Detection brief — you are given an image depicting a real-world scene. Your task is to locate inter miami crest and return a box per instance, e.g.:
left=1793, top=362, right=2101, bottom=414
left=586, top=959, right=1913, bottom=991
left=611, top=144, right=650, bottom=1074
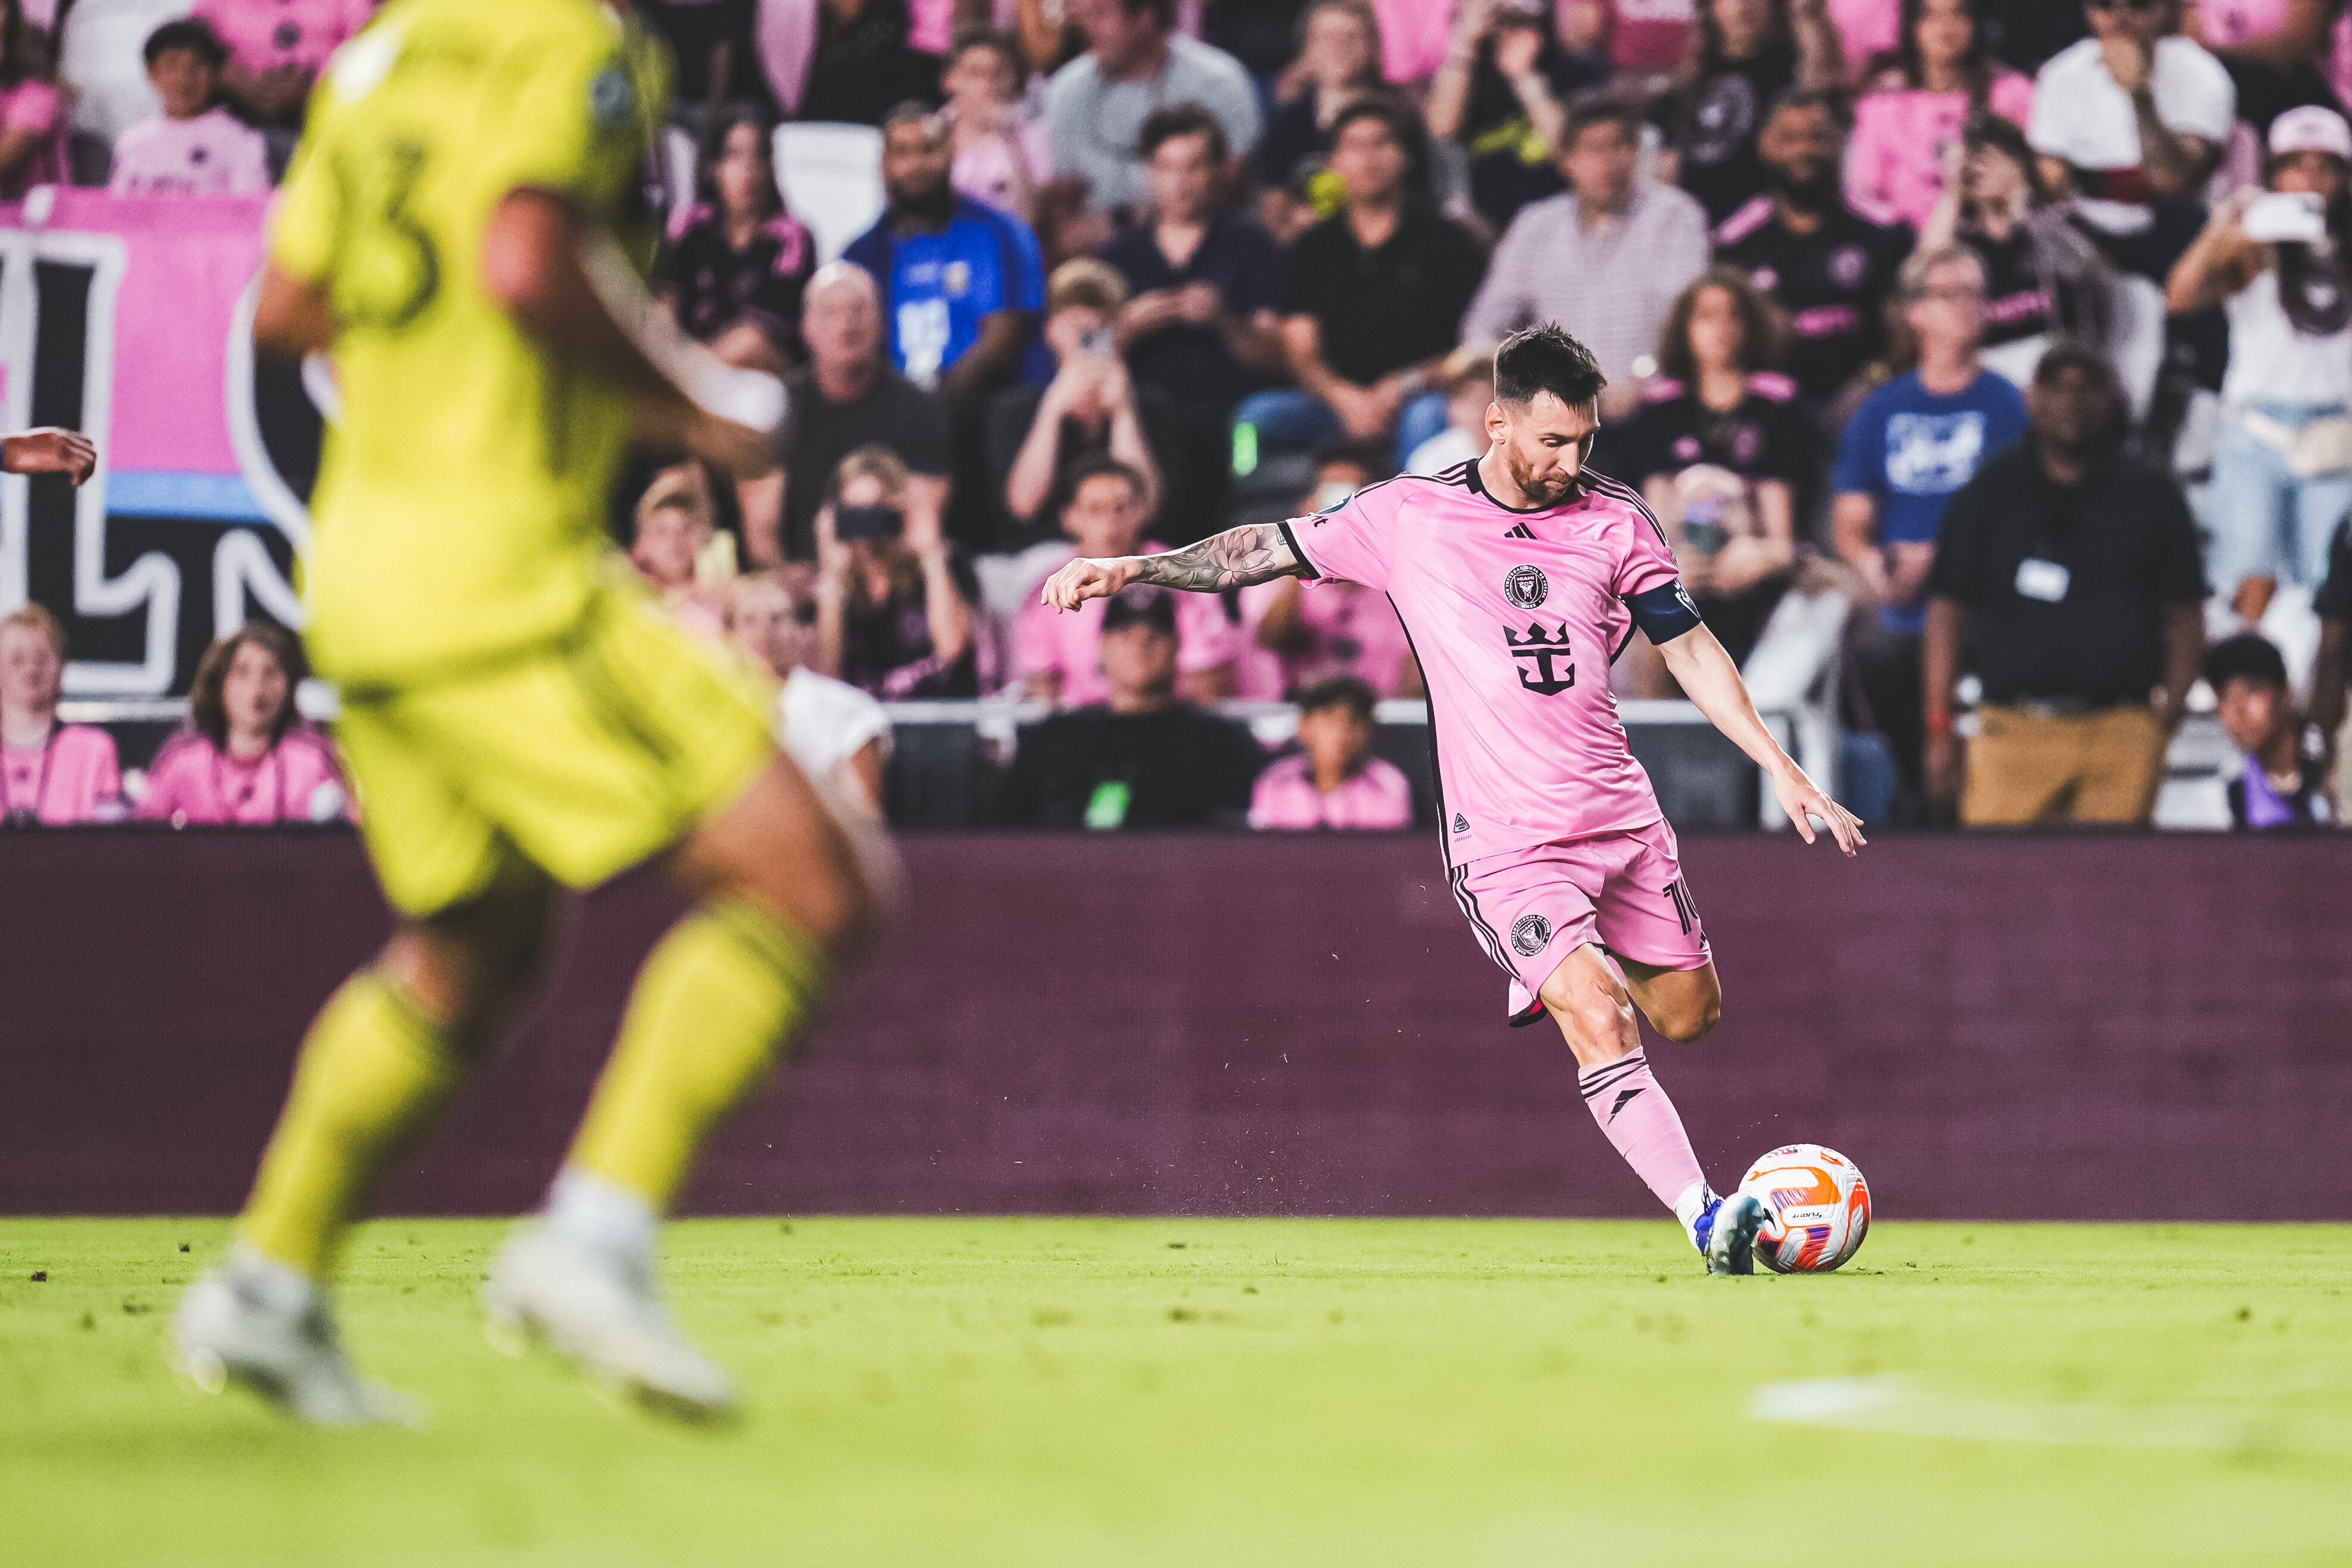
left=1511, top=914, right=1552, bottom=957
left=1505, top=622, right=1575, bottom=695
left=1503, top=564, right=1549, bottom=610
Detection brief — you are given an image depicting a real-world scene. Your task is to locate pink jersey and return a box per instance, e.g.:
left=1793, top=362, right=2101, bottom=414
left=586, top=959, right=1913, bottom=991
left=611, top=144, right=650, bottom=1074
left=1249, top=752, right=1414, bottom=831
left=1279, top=460, right=1690, bottom=864
left=138, top=728, right=350, bottom=826
left=1, top=724, right=122, bottom=824
left=108, top=110, right=274, bottom=197
left=0, top=79, right=64, bottom=199
left=1018, top=540, right=1238, bottom=706
left=1846, top=71, right=2035, bottom=229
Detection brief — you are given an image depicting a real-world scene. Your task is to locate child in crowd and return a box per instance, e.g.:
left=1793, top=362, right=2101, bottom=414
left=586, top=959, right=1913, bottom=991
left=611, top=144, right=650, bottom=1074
left=108, top=18, right=270, bottom=197
left=1249, top=675, right=1414, bottom=831
left=139, top=623, right=347, bottom=827
left=2205, top=632, right=2333, bottom=829
left=629, top=467, right=730, bottom=643
left=0, top=603, right=121, bottom=825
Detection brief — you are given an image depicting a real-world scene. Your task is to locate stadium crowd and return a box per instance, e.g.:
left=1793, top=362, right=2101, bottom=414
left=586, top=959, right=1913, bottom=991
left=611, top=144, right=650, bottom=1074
left=6, top=0, right=2352, bottom=833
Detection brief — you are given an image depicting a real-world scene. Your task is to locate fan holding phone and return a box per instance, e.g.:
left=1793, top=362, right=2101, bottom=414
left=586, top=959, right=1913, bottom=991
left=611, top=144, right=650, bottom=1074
left=812, top=446, right=978, bottom=700
left=2166, top=105, right=2352, bottom=626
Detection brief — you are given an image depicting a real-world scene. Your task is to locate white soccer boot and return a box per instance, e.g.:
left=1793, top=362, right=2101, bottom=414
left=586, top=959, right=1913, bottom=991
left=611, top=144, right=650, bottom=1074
left=483, top=1225, right=737, bottom=1420
left=174, top=1253, right=419, bottom=1427
left=1697, top=1191, right=1768, bottom=1277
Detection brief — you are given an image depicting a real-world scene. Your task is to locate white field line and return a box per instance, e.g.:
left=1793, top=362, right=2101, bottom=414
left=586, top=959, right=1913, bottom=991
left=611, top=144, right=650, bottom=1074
left=1750, top=1375, right=2352, bottom=1458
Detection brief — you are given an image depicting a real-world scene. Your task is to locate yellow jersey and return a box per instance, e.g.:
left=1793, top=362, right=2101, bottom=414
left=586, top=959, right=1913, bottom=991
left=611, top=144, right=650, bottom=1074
left=271, top=0, right=671, bottom=684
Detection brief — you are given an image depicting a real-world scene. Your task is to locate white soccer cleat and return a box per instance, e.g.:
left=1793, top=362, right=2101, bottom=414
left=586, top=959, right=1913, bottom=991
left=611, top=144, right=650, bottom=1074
left=483, top=1227, right=737, bottom=1420
left=173, top=1266, right=419, bottom=1427
left=1699, top=1191, right=1768, bottom=1277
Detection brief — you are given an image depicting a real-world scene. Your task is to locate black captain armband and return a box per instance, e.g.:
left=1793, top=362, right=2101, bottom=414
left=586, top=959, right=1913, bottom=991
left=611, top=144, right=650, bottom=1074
left=1626, top=580, right=1705, bottom=643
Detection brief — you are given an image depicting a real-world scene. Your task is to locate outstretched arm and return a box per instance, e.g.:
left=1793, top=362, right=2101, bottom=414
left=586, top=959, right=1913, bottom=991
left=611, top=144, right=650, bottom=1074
left=1038, top=522, right=1304, bottom=610
left=1657, top=624, right=1867, bottom=855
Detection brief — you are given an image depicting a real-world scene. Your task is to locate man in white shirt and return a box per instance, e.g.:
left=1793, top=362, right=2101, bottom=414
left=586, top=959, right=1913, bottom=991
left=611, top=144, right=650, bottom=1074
left=727, top=572, right=891, bottom=818
left=2028, top=0, right=2235, bottom=250
left=1045, top=0, right=1262, bottom=237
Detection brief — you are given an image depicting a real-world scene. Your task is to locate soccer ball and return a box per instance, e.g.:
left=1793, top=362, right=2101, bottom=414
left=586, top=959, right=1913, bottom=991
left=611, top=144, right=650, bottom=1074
left=1737, top=1144, right=1871, bottom=1273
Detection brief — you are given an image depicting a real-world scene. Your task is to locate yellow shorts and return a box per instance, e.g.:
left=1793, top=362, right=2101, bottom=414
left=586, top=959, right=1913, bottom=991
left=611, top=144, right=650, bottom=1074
left=332, top=587, right=777, bottom=919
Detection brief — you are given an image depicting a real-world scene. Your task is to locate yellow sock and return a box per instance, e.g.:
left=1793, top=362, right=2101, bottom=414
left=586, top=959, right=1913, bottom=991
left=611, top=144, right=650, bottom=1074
left=239, top=973, right=466, bottom=1277
left=566, top=897, right=827, bottom=1212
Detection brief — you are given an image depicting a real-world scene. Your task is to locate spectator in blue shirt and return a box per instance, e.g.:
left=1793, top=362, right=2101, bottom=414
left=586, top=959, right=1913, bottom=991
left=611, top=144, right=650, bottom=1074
left=844, top=103, right=1045, bottom=402
left=1832, top=244, right=2028, bottom=818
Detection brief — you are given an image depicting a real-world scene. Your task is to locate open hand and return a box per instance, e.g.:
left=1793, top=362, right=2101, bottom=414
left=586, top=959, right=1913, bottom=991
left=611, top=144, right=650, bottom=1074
left=1039, top=555, right=1140, bottom=611
left=1, top=427, right=98, bottom=485
left=1771, top=766, right=1867, bottom=855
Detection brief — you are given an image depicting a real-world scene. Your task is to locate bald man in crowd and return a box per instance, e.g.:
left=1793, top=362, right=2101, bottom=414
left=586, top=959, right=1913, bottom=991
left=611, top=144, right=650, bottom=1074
left=777, top=262, right=956, bottom=564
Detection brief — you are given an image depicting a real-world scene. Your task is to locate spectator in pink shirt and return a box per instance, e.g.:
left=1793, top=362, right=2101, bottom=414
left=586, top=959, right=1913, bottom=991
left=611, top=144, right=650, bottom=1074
left=1016, top=455, right=1235, bottom=706
left=0, top=604, right=123, bottom=827
left=944, top=26, right=1052, bottom=227
left=193, top=0, right=375, bottom=131
left=1846, top=0, right=2034, bottom=230
left=0, top=0, right=65, bottom=200
left=110, top=20, right=273, bottom=197
left=1249, top=675, right=1413, bottom=830
left=138, top=623, right=349, bottom=827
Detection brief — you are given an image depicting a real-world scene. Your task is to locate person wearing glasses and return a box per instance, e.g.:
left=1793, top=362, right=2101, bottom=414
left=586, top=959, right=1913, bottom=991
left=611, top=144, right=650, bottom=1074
left=2026, top=0, right=2233, bottom=272
left=1831, top=244, right=2028, bottom=820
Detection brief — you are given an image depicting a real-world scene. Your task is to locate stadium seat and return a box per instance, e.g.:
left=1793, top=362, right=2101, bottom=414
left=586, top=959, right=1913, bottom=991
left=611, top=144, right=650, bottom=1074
left=56, top=0, right=185, bottom=142
left=663, top=125, right=700, bottom=229
left=772, top=122, right=885, bottom=266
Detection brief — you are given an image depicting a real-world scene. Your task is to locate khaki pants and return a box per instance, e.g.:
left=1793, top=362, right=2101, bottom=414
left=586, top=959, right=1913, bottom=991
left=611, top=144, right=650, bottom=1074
left=1962, top=706, right=2169, bottom=827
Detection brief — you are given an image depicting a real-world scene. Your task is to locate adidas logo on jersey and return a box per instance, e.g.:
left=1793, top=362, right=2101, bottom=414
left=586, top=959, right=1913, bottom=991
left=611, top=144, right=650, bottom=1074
left=1502, top=522, right=1535, bottom=539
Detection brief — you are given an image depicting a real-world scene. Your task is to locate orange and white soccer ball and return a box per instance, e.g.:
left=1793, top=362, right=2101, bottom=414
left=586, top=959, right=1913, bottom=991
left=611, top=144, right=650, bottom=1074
left=1737, top=1144, right=1871, bottom=1272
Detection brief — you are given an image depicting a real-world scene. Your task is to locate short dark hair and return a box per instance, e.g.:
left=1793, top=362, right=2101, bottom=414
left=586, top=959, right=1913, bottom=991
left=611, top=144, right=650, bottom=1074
left=1328, top=92, right=1416, bottom=153
left=1561, top=92, right=1644, bottom=153
left=882, top=100, right=945, bottom=138
left=1493, top=323, right=1608, bottom=410
left=1295, top=674, right=1379, bottom=721
left=145, top=16, right=228, bottom=69
left=1116, top=0, right=1177, bottom=28
left=948, top=22, right=1023, bottom=77
left=1310, top=439, right=1392, bottom=483
left=1060, top=454, right=1147, bottom=510
left=2031, top=338, right=2115, bottom=391
left=1764, top=85, right=1851, bottom=131
left=2204, top=632, right=2290, bottom=693
left=188, top=622, right=306, bottom=751
left=1138, top=102, right=1228, bottom=166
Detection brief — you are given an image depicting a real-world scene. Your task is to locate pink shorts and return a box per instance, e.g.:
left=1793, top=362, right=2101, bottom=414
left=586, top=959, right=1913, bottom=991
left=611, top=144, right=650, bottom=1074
left=1448, top=819, right=1712, bottom=1027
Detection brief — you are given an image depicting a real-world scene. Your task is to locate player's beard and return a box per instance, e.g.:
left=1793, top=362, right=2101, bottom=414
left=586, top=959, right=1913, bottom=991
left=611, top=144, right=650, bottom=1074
left=1506, top=447, right=1577, bottom=507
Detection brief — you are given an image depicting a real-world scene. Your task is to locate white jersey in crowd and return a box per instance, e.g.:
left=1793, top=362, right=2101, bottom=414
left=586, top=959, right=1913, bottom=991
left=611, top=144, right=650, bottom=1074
left=2028, top=36, right=2236, bottom=235
left=777, top=669, right=892, bottom=814
left=2222, top=264, right=2352, bottom=408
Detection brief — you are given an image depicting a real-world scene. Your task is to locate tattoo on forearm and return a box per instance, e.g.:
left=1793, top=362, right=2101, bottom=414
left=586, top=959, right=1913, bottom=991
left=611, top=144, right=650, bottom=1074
left=1130, top=524, right=1301, bottom=592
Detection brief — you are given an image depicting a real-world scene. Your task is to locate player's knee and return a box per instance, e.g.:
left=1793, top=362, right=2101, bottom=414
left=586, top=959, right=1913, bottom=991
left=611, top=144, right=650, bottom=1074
left=1539, top=965, right=1635, bottom=1057
left=1651, top=981, right=1722, bottom=1042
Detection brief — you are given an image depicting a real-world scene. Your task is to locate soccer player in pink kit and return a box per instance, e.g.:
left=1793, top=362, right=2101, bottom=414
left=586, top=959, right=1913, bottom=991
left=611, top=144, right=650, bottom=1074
left=1043, top=324, right=1866, bottom=1274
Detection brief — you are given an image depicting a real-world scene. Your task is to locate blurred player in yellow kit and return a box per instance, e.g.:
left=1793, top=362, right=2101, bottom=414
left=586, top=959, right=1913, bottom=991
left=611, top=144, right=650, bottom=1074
left=173, top=0, right=875, bottom=1423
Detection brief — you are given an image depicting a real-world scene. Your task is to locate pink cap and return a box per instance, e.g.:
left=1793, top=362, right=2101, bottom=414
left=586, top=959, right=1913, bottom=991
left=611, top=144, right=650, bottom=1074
left=2269, top=105, right=2352, bottom=162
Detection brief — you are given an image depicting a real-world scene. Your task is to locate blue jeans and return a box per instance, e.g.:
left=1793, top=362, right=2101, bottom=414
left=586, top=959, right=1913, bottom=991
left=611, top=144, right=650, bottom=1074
left=1231, top=388, right=1453, bottom=476
left=2206, top=401, right=2352, bottom=595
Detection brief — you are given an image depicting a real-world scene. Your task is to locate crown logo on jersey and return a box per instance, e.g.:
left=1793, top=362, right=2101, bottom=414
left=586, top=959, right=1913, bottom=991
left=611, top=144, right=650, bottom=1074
left=1504, top=622, right=1575, bottom=696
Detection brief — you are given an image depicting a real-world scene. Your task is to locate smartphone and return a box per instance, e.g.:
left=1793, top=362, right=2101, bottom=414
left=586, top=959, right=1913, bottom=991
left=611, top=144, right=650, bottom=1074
left=1080, top=327, right=1116, bottom=356
left=834, top=504, right=905, bottom=542
left=2244, top=191, right=2328, bottom=244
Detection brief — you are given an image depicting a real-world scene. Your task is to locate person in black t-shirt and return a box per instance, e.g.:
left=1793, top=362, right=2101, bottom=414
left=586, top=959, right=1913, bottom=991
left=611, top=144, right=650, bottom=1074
left=1240, top=97, right=1487, bottom=468
left=656, top=111, right=818, bottom=374
left=1922, top=343, right=2207, bottom=825
left=1621, top=268, right=1815, bottom=692
left=780, top=265, right=955, bottom=564
left=997, top=584, right=1265, bottom=828
left=1253, top=0, right=1385, bottom=244
left=797, top=0, right=944, bottom=129
left=1665, top=0, right=1845, bottom=226
left=1425, top=0, right=1606, bottom=232
left=1714, top=88, right=1913, bottom=412
left=2313, top=517, right=2350, bottom=803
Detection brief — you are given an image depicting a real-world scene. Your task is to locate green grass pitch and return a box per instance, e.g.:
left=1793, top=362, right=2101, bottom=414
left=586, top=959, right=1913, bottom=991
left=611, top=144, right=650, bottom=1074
left=3, top=1216, right=2348, bottom=1566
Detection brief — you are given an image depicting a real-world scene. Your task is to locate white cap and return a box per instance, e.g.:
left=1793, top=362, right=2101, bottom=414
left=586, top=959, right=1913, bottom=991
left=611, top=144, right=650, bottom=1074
left=2269, top=105, right=2352, bottom=162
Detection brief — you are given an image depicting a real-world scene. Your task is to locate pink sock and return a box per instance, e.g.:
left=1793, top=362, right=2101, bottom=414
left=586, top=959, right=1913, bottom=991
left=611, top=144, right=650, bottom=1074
left=1579, top=1048, right=1707, bottom=1215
